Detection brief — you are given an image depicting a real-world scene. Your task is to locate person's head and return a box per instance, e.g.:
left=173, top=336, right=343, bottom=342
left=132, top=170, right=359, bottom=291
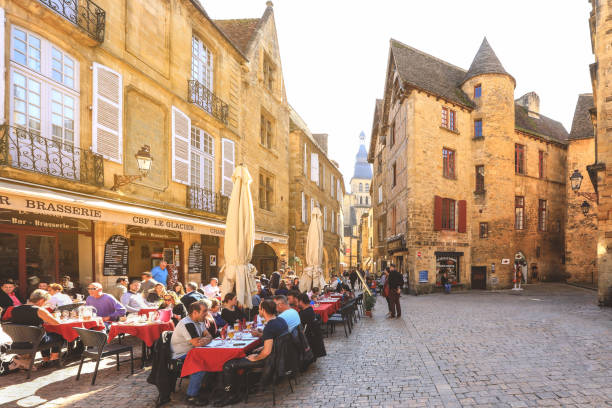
left=293, top=277, right=299, bottom=286
left=162, top=293, right=176, bottom=307
left=209, top=298, right=221, bottom=314
left=186, top=282, right=198, bottom=293
left=87, top=282, right=103, bottom=298
left=269, top=272, right=280, bottom=289
left=256, top=280, right=262, bottom=291
left=173, top=282, right=185, bottom=295
left=159, top=260, right=168, bottom=270
left=116, top=276, right=128, bottom=287
left=200, top=298, right=212, bottom=315
left=154, top=283, right=166, bottom=296
left=29, top=289, right=50, bottom=306
left=259, top=299, right=277, bottom=321
left=1, top=279, right=16, bottom=295
left=223, top=292, right=237, bottom=307
left=312, top=287, right=320, bottom=295
left=287, top=290, right=300, bottom=308
left=278, top=280, right=287, bottom=290
left=47, top=283, right=63, bottom=295
left=389, top=263, right=396, bottom=271
left=273, top=295, right=289, bottom=313
left=62, top=275, right=71, bottom=282
left=209, top=278, right=218, bottom=287
left=297, top=293, right=311, bottom=309
left=141, top=271, right=152, bottom=282
left=188, top=301, right=208, bottom=322
left=37, top=282, right=49, bottom=291
left=384, top=267, right=390, bottom=275
left=128, top=279, right=141, bottom=293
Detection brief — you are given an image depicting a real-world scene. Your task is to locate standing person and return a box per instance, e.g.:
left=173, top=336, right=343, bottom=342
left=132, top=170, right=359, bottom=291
left=151, top=260, right=168, bottom=288
left=349, top=270, right=358, bottom=291
left=268, top=271, right=281, bottom=295
left=275, top=280, right=289, bottom=296
left=46, top=284, right=72, bottom=309
left=381, top=268, right=391, bottom=317
left=387, top=264, right=403, bottom=318
left=1, top=279, right=23, bottom=317
left=441, top=272, right=451, bottom=294
left=139, top=272, right=158, bottom=295
left=85, top=282, right=126, bottom=323
left=201, top=278, right=221, bottom=299
left=111, top=276, right=128, bottom=301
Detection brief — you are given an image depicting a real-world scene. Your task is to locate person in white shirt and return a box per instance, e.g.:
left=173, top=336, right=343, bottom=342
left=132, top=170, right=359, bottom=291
left=47, top=283, right=73, bottom=309
left=120, top=279, right=153, bottom=313
left=201, top=278, right=220, bottom=299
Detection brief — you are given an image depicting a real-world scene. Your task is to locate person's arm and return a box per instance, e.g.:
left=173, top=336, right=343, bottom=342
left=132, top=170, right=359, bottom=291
left=122, top=295, right=141, bottom=313
left=247, top=338, right=273, bottom=361
left=110, top=297, right=127, bottom=319
left=38, top=307, right=61, bottom=325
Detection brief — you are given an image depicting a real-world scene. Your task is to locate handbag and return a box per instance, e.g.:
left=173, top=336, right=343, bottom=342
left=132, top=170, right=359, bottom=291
left=383, top=281, right=389, bottom=297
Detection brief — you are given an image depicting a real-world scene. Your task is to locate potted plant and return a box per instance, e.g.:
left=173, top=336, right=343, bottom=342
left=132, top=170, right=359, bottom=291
left=364, top=293, right=375, bottom=317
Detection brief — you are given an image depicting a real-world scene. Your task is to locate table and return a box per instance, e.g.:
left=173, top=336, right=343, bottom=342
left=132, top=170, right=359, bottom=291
left=108, top=321, right=174, bottom=347
left=137, top=308, right=158, bottom=316
left=181, top=336, right=261, bottom=376
left=313, top=303, right=335, bottom=323
left=44, top=319, right=105, bottom=342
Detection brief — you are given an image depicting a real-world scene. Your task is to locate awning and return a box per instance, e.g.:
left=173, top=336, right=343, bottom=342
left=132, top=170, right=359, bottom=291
left=0, top=180, right=287, bottom=243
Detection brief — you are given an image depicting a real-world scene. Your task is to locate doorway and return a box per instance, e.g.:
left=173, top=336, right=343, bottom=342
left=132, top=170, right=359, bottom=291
left=471, top=266, right=487, bottom=289
left=252, top=243, right=277, bottom=277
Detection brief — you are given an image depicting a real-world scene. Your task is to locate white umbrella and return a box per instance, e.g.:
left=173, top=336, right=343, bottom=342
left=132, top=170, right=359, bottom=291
left=300, top=207, right=325, bottom=291
left=220, top=165, right=257, bottom=308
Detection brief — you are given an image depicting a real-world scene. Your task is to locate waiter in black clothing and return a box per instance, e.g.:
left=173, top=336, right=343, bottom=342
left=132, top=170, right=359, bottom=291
left=387, top=264, right=403, bottom=318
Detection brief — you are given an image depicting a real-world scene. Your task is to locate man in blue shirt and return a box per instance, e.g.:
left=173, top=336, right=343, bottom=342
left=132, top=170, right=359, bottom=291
left=151, top=260, right=168, bottom=287
left=273, top=295, right=301, bottom=332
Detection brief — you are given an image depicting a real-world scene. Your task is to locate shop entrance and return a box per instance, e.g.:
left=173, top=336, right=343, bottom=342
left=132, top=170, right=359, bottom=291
left=435, top=251, right=463, bottom=284
left=252, top=243, right=277, bottom=277
left=471, top=266, right=487, bottom=289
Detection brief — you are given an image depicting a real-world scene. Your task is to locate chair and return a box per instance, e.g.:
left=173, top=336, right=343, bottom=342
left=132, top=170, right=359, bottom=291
left=326, top=306, right=352, bottom=337
left=74, top=327, right=133, bottom=385
left=355, top=294, right=364, bottom=318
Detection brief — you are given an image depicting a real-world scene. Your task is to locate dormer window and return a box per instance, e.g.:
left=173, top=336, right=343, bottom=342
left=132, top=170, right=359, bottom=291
left=263, top=54, right=275, bottom=92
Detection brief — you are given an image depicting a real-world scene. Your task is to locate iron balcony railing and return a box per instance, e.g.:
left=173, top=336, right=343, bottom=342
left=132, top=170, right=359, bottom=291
left=37, top=0, right=106, bottom=43
left=188, top=80, right=229, bottom=125
left=0, top=125, right=104, bottom=187
left=187, top=184, right=229, bottom=217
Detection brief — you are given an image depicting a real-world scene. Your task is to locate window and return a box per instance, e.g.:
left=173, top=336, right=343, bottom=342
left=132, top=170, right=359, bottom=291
left=389, top=121, right=395, bottom=146
left=259, top=173, right=274, bottom=211
left=323, top=207, right=327, bottom=231
left=320, top=165, right=325, bottom=191
left=260, top=115, right=273, bottom=148
left=474, top=84, right=481, bottom=98
left=479, top=222, right=488, bottom=238
left=377, top=216, right=386, bottom=241
left=474, top=119, right=483, bottom=138
left=391, top=206, right=397, bottom=235
left=263, top=55, right=275, bottom=91
left=359, top=196, right=363, bottom=205
left=365, top=196, right=369, bottom=205
left=303, top=143, right=307, bottom=175
left=311, top=153, right=319, bottom=184
left=538, top=199, right=547, bottom=231
left=301, top=192, right=306, bottom=223
left=450, top=110, right=456, bottom=131
left=192, top=36, right=213, bottom=90
left=515, top=144, right=525, bottom=174
left=359, top=183, right=363, bottom=192
left=475, top=165, right=485, bottom=193
left=365, top=183, right=369, bottom=192
left=441, top=198, right=456, bottom=230
left=331, top=210, right=335, bottom=233
left=337, top=179, right=341, bottom=202
left=392, top=162, right=397, bottom=187
left=377, top=152, right=382, bottom=174
left=378, top=186, right=382, bottom=203
left=538, top=150, right=545, bottom=179
left=441, top=107, right=448, bottom=128
left=190, top=127, right=214, bottom=191
left=443, top=148, right=456, bottom=179
left=515, top=196, right=524, bottom=230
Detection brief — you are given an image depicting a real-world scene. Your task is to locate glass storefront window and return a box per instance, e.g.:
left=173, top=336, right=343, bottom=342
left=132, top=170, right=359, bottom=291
left=436, top=255, right=460, bottom=284
left=0, top=233, right=19, bottom=284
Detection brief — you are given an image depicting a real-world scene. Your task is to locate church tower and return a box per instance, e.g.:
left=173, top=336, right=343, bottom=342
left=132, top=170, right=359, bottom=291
left=343, top=131, right=373, bottom=229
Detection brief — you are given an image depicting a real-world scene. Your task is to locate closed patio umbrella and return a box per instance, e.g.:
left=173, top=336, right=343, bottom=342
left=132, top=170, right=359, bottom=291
left=300, top=206, right=325, bottom=292
left=220, top=165, right=257, bottom=308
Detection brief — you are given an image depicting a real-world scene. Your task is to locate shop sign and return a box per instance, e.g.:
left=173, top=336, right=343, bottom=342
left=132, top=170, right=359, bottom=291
left=387, top=236, right=406, bottom=254
left=0, top=209, right=91, bottom=232
left=501, top=258, right=510, bottom=264
left=255, top=233, right=288, bottom=244
left=127, top=225, right=181, bottom=240
left=103, top=235, right=129, bottom=276
left=188, top=243, right=203, bottom=276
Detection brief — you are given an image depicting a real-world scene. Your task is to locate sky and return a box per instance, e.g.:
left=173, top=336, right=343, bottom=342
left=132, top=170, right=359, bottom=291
left=203, top=0, right=594, bottom=187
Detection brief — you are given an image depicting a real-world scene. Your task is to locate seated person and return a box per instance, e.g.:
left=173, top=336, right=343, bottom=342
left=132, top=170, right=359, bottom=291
left=181, top=282, right=205, bottom=310
left=297, top=293, right=317, bottom=327
left=201, top=278, right=221, bottom=299
left=220, top=293, right=244, bottom=325
left=286, top=290, right=300, bottom=309
left=209, top=299, right=226, bottom=329
left=170, top=301, right=212, bottom=406
left=159, top=293, right=187, bottom=326
left=46, top=283, right=72, bottom=309
left=9, top=289, right=62, bottom=367
left=1, top=279, right=23, bottom=318
left=85, top=282, right=126, bottom=323
left=297, top=292, right=326, bottom=359
left=273, top=295, right=301, bottom=332
left=120, top=279, right=152, bottom=313
left=146, top=283, right=168, bottom=305
left=274, top=280, right=289, bottom=296
left=201, top=299, right=218, bottom=338
left=214, top=300, right=287, bottom=406
left=138, top=272, right=158, bottom=296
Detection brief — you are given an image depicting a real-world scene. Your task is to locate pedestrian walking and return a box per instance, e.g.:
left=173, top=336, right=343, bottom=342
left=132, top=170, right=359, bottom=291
left=387, top=264, right=403, bottom=318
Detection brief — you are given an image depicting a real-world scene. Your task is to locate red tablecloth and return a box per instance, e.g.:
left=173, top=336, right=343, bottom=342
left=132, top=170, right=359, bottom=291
left=138, top=308, right=158, bottom=316
left=44, top=320, right=105, bottom=342
left=107, top=321, right=174, bottom=347
left=181, top=338, right=261, bottom=376
left=313, top=303, right=335, bottom=323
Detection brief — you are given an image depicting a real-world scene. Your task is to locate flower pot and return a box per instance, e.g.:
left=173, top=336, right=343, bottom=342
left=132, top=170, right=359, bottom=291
left=365, top=310, right=372, bottom=317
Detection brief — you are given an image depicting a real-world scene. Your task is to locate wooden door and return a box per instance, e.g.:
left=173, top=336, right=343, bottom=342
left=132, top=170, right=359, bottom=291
left=471, top=266, right=487, bottom=290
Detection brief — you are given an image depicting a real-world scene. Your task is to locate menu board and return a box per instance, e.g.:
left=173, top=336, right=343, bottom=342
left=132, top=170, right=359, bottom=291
left=103, top=235, right=129, bottom=276
left=188, top=242, right=203, bottom=276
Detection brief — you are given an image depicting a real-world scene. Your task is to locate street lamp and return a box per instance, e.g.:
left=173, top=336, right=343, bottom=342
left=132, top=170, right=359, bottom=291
left=112, top=145, right=153, bottom=191
left=569, top=169, right=583, bottom=192
left=581, top=200, right=591, bottom=216
left=569, top=169, right=597, bottom=203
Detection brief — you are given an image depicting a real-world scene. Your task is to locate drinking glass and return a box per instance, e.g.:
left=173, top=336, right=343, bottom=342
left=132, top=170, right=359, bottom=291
left=228, top=330, right=235, bottom=342
left=233, top=323, right=239, bottom=332
left=61, top=310, right=69, bottom=320
left=53, top=311, right=61, bottom=321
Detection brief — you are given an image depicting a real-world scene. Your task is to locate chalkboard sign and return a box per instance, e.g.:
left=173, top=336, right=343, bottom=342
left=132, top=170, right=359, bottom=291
left=188, top=242, right=203, bottom=276
left=419, top=270, right=428, bottom=283
left=103, top=235, right=129, bottom=276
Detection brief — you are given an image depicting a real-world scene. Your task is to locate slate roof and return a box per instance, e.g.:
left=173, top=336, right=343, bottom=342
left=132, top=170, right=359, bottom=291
left=390, top=39, right=474, bottom=108
left=515, top=104, right=569, bottom=143
left=569, top=94, right=595, bottom=140
left=213, top=18, right=260, bottom=55
left=353, top=134, right=372, bottom=180
left=463, top=38, right=513, bottom=84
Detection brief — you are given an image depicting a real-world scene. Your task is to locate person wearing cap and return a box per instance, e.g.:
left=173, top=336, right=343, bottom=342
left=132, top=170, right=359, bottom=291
left=85, top=282, right=126, bottom=322
left=139, top=271, right=158, bottom=296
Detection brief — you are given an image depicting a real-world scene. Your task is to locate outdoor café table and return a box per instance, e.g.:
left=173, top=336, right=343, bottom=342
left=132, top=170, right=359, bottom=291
left=43, top=319, right=105, bottom=342
left=313, top=303, right=335, bottom=323
left=181, top=335, right=261, bottom=376
left=108, top=321, right=174, bottom=367
left=137, top=308, right=158, bottom=316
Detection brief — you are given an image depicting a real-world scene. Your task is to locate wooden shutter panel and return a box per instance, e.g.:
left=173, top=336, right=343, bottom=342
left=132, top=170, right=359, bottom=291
left=434, top=195, right=442, bottom=231
left=221, top=138, right=235, bottom=196
left=92, top=63, right=122, bottom=163
left=171, top=106, right=191, bottom=185
left=458, top=200, right=467, bottom=233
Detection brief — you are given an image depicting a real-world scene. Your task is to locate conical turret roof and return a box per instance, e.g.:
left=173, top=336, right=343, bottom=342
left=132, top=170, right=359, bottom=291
left=353, top=131, right=372, bottom=179
left=462, top=38, right=512, bottom=84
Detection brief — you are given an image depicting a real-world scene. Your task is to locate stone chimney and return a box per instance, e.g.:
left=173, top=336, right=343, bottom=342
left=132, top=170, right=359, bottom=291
left=313, top=133, right=328, bottom=155
left=516, top=92, right=540, bottom=116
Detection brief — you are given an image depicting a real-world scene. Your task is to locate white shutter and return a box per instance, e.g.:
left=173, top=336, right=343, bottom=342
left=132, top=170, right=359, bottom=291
left=323, top=207, right=327, bottom=231
left=331, top=210, right=335, bottom=232
left=222, top=138, right=235, bottom=196
left=171, top=106, right=191, bottom=185
left=310, top=153, right=319, bottom=184
left=378, top=185, right=383, bottom=203
left=337, top=180, right=341, bottom=202
left=301, top=192, right=306, bottom=223
left=310, top=198, right=314, bottom=219
left=92, top=62, right=122, bottom=163
left=0, top=8, right=4, bottom=124
left=303, top=143, right=307, bottom=175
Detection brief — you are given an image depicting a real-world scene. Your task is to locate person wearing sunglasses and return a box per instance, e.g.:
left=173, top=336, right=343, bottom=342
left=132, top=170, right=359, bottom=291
left=85, top=282, right=126, bottom=323
left=159, top=294, right=186, bottom=326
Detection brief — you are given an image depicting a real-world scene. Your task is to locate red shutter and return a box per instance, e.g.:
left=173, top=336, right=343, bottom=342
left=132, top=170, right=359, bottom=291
left=434, top=196, right=442, bottom=231
left=458, top=200, right=467, bottom=233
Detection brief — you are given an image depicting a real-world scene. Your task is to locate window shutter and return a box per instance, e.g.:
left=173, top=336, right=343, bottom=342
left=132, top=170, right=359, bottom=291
left=301, top=192, right=306, bottom=223
left=310, top=153, right=319, bottom=184
left=303, top=143, right=307, bottom=175
left=92, top=62, right=122, bottom=163
left=458, top=200, right=467, bottom=233
left=434, top=195, right=443, bottom=231
left=0, top=8, right=4, bottom=124
left=171, top=106, right=191, bottom=185
left=221, top=138, right=235, bottom=196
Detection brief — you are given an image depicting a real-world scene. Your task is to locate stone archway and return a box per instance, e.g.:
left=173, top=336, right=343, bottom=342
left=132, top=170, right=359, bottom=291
left=252, top=243, right=277, bottom=277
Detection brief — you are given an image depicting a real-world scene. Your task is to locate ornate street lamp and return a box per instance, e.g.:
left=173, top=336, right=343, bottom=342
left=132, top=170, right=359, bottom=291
left=581, top=200, right=591, bottom=216
left=569, top=169, right=583, bottom=192
left=111, top=145, right=153, bottom=191
left=569, top=169, right=597, bottom=205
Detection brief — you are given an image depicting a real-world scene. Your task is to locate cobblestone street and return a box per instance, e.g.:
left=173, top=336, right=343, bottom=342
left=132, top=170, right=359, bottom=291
left=2, top=283, right=612, bottom=408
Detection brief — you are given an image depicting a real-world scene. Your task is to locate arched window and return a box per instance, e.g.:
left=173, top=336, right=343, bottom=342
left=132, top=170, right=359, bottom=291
left=365, top=183, right=370, bottom=192
left=360, top=196, right=363, bottom=205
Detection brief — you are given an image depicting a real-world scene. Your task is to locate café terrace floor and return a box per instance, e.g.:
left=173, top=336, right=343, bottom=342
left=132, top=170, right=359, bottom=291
left=1, top=283, right=612, bottom=408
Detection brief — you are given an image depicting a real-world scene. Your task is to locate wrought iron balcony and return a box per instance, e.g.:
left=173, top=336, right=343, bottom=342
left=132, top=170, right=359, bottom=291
left=187, top=185, right=229, bottom=216
left=0, top=125, right=104, bottom=187
left=37, top=0, right=106, bottom=43
left=188, top=80, right=229, bottom=125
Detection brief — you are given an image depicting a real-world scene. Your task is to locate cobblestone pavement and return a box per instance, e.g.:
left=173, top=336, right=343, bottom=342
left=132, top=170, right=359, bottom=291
left=1, top=283, right=612, bottom=407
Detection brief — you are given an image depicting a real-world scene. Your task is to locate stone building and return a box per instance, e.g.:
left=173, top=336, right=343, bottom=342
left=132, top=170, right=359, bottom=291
left=359, top=208, right=374, bottom=273
left=587, top=1, right=612, bottom=306
left=369, top=38, right=569, bottom=293
left=287, top=107, right=344, bottom=279
left=0, top=0, right=295, bottom=296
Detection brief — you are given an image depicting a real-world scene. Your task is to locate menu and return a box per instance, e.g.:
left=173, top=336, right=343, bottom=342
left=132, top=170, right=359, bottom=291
left=188, top=242, right=203, bottom=276
left=103, top=235, right=129, bottom=276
